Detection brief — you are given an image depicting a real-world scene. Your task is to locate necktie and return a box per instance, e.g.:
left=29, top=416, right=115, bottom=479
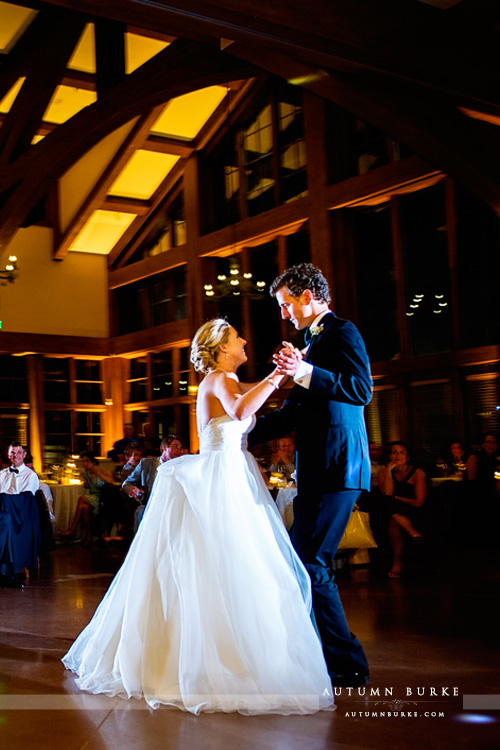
left=9, top=467, right=19, bottom=474
left=304, top=327, right=312, bottom=345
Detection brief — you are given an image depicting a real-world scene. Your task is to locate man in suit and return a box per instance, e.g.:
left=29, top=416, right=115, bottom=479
left=251, top=262, right=372, bottom=686
left=122, top=434, right=183, bottom=533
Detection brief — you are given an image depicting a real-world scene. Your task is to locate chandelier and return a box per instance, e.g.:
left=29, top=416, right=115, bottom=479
left=0, top=255, right=19, bottom=284
left=203, top=257, right=266, bottom=300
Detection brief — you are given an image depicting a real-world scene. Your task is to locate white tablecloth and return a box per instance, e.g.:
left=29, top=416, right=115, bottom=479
left=276, top=487, right=296, bottom=530
left=50, top=483, right=85, bottom=534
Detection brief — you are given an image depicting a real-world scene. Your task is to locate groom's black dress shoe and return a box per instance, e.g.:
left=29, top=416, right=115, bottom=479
left=330, top=672, right=369, bottom=688
left=0, top=575, right=25, bottom=589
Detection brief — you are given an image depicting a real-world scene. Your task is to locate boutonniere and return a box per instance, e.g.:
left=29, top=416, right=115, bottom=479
left=310, top=324, right=324, bottom=336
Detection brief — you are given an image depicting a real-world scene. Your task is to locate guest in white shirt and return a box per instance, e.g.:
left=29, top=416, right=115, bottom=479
left=0, top=443, right=40, bottom=589
left=0, top=443, right=40, bottom=495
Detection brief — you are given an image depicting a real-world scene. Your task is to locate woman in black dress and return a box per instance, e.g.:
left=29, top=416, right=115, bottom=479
left=378, top=441, right=427, bottom=578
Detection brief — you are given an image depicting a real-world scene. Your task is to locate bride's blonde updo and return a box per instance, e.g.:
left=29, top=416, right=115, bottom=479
left=190, top=318, right=231, bottom=374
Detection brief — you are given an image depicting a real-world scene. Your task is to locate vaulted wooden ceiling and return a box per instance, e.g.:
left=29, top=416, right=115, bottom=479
left=1, top=0, right=500, bottom=269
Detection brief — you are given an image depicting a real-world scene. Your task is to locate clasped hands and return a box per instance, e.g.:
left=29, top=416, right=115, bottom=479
left=273, top=341, right=303, bottom=377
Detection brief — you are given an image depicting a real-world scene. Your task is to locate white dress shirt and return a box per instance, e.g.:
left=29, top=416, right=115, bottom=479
left=38, top=480, right=56, bottom=522
left=293, top=310, right=331, bottom=389
left=0, top=463, right=40, bottom=495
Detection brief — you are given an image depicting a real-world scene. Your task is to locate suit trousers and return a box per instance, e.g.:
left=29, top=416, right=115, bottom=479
left=292, top=488, right=369, bottom=679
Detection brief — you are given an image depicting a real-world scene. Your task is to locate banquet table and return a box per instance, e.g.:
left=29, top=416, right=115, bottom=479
left=48, top=483, right=85, bottom=535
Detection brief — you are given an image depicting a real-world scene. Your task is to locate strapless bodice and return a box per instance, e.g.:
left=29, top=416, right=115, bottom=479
left=199, top=415, right=256, bottom=453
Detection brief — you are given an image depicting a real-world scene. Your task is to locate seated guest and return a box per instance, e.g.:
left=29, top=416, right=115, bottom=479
left=378, top=441, right=427, bottom=579
left=447, top=438, right=474, bottom=478
left=467, top=432, right=498, bottom=486
left=60, top=452, right=115, bottom=546
left=108, top=423, right=139, bottom=462
left=0, top=443, right=40, bottom=495
left=0, top=443, right=41, bottom=588
left=123, top=435, right=183, bottom=533
left=269, top=435, right=296, bottom=482
left=119, top=444, right=144, bottom=482
left=105, top=444, right=144, bottom=544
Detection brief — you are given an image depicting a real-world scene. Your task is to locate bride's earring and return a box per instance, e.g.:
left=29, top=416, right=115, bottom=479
left=225, top=353, right=229, bottom=359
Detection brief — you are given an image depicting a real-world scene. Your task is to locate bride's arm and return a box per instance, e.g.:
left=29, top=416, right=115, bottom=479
left=238, top=377, right=290, bottom=394
left=213, top=369, right=286, bottom=420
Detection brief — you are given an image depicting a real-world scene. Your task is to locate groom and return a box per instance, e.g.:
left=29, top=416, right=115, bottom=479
left=251, top=262, right=372, bottom=687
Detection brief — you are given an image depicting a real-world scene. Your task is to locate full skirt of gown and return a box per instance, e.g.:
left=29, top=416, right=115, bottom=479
left=62, top=415, right=334, bottom=715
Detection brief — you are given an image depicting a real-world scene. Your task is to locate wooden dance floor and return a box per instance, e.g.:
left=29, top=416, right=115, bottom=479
left=0, top=542, right=498, bottom=750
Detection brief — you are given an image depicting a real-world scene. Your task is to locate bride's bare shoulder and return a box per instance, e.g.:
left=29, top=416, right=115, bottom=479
left=201, top=370, right=239, bottom=390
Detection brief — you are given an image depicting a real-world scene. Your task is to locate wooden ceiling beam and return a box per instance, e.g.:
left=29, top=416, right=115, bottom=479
left=142, top=135, right=194, bottom=157
left=103, top=196, right=150, bottom=215
left=0, top=8, right=86, bottom=166
left=40, top=0, right=500, bottom=111
left=0, top=37, right=256, bottom=260
left=53, top=106, right=165, bottom=260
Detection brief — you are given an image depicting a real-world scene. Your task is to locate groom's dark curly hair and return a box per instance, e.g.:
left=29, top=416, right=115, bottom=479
left=269, top=262, right=331, bottom=305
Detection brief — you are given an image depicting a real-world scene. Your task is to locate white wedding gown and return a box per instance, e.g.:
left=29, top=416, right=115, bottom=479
left=62, top=415, right=334, bottom=715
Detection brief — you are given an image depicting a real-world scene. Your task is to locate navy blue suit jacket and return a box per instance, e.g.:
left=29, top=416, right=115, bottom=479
left=251, top=312, right=372, bottom=494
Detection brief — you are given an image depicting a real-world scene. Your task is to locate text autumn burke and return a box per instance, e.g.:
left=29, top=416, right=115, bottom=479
left=333, top=687, right=460, bottom=697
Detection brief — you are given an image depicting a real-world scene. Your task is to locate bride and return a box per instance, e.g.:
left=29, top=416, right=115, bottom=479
left=62, top=318, right=333, bottom=715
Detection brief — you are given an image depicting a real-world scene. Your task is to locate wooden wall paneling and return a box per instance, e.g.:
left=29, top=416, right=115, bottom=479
left=110, top=319, right=191, bottom=358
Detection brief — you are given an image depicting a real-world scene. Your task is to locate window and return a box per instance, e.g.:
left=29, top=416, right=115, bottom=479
left=0, top=408, right=29, bottom=448
left=199, top=83, right=307, bottom=232
left=114, top=268, right=188, bottom=335
left=278, top=98, right=307, bottom=203
left=44, top=410, right=72, bottom=464
left=244, top=103, right=275, bottom=216
left=455, top=185, right=500, bottom=348
left=152, top=351, right=174, bottom=400
left=43, top=358, right=71, bottom=403
left=179, top=348, right=190, bottom=396
left=351, top=204, right=399, bottom=362
left=75, top=411, right=102, bottom=455
left=365, top=387, right=401, bottom=449
left=124, top=190, right=185, bottom=265
left=410, top=380, right=455, bottom=472
left=248, top=242, right=280, bottom=378
left=75, top=360, right=102, bottom=404
left=286, top=227, right=310, bottom=268
left=399, top=184, right=453, bottom=356
left=465, top=374, right=500, bottom=444
left=128, top=356, right=148, bottom=403
left=0, top=355, right=28, bottom=403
